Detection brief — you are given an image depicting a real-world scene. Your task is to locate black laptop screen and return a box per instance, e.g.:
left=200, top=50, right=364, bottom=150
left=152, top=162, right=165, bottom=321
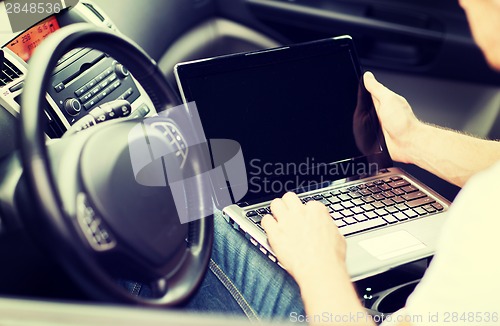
left=177, top=37, right=389, bottom=204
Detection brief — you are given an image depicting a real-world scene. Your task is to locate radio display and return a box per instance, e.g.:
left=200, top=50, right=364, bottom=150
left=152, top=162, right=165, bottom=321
left=6, top=16, right=60, bottom=62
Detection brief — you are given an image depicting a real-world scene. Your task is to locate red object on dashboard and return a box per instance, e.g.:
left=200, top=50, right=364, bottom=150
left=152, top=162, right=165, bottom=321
left=6, top=16, right=60, bottom=62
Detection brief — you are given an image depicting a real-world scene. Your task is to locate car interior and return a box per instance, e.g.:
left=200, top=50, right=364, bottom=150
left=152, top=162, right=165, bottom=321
left=0, top=0, right=499, bottom=324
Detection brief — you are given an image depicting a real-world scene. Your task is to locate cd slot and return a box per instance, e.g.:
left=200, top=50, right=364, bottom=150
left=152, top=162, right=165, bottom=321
left=50, top=50, right=106, bottom=92
left=52, top=48, right=93, bottom=75
left=62, top=53, right=106, bottom=86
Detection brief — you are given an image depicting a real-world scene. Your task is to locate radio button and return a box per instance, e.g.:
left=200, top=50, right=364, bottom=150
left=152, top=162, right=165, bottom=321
left=54, top=82, right=65, bottom=93
left=114, top=63, right=129, bottom=79
left=107, top=73, right=118, bottom=83
left=84, top=100, right=96, bottom=111
left=99, top=79, right=109, bottom=89
left=107, top=85, right=116, bottom=93
left=86, top=78, right=97, bottom=89
left=75, top=86, right=88, bottom=97
left=84, top=95, right=102, bottom=111
left=117, top=88, right=132, bottom=100
left=95, top=73, right=105, bottom=83
left=90, top=86, right=100, bottom=96
left=95, top=68, right=112, bottom=83
left=124, top=88, right=133, bottom=99
left=100, top=89, right=109, bottom=98
left=80, top=92, right=93, bottom=103
left=64, top=98, right=82, bottom=116
left=104, top=87, right=113, bottom=97
left=103, top=67, right=113, bottom=76
left=111, top=80, right=121, bottom=90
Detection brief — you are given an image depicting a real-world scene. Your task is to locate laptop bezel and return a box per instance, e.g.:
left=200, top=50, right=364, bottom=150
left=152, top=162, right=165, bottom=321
left=174, top=35, right=394, bottom=205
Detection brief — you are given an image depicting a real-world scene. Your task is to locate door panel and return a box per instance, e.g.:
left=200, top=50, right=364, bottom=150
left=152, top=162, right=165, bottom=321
left=219, top=0, right=500, bottom=85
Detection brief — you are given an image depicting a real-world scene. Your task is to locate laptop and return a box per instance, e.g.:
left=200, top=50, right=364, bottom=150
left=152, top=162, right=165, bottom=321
left=174, top=36, right=450, bottom=281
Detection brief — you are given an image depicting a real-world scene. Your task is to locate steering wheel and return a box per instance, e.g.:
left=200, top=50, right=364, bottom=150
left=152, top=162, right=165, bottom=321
left=18, top=23, right=213, bottom=306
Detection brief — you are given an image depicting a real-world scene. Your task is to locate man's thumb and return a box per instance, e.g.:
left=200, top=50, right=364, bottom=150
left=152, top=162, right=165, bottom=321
left=364, top=71, right=390, bottom=101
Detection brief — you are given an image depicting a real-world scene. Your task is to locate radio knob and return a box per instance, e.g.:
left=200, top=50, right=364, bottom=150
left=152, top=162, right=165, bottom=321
left=64, top=98, right=82, bottom=116
left=114, top=63, right=129, bottom=79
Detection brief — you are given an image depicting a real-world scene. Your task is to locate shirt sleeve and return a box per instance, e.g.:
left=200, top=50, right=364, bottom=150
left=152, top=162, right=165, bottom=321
left=401, top=161, right=500, bottom=325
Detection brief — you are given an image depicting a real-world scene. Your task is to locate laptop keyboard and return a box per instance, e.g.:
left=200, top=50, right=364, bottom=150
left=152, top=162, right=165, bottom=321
left=245, top=176, right=445, bottom=237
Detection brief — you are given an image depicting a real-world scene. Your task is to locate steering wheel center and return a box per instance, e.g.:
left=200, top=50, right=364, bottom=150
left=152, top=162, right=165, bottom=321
left=79, top=122, right=188, bottom=266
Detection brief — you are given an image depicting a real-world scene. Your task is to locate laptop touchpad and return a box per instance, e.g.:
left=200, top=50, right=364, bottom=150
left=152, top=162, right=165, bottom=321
left=359, top=231, right=426, bottom=261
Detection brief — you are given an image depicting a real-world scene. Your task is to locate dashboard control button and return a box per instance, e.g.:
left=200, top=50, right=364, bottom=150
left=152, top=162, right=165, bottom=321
left=54, top=82, right=65, bottom=93
left=117, top=88, right=133, bottom=101
left=114, top=63, right=129, bottom=79
left=85, top=78, right=97, bottom=89
left=104, top=86, right=114, bottom=96
left=64, top=98, right=82, bottom=116
left=84, top=97, right=99, bottom=110
left=107, top=73, right=118, bottom=83
left=111, top=80, right=121, bottom=90
left=124, top=88, right=133, bottom=99
left=9, top=81, right=24, bottom=92
left=100, top=88, right=109, bottom=98
left=103, top=67, right=113, bottom=76
left=75, top=85, right=87, bottom=97
left=79, top=92, right=93, bottom=102
left=76, top=193, right=115, bottom=251
left=95, top=68, right=113, bottom=84
left=99, top=79, right=109, bottom=89
left=95, top=72, right=105, bottom=83
left=90, top=86, right=100, bottom=96
left=139, top=105, right=150, bottom=115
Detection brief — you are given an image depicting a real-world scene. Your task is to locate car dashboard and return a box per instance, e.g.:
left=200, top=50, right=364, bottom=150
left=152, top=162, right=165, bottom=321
left=0, top=1, right=156, bottom=139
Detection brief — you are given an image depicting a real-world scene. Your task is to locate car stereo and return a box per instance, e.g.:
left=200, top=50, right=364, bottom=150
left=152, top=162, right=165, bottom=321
left=46, top=48, right=140, bottom=125
left=0, top=3, right=155, bottom=138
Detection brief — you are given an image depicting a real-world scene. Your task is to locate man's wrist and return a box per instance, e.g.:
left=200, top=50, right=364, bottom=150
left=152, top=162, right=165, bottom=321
left=399, top=119, right=426, bottom=165
left=292, top=254, right=346, bottom=285
left=297, top=266, right=367, bottom=320
left=295, top=260, right=351, bottom=298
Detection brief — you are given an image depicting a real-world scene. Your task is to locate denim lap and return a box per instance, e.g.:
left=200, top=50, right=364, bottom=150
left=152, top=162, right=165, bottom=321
left=135, top=210, right=305, bottom=321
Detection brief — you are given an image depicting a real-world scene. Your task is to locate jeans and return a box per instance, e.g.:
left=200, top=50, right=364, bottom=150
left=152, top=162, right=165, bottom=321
left=121, top=210, right=305, bottom=321
left=183, top=210, right=305, bottom=322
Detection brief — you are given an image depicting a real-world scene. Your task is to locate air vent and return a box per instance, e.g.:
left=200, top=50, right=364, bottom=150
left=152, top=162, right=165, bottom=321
left=0, top=57, right=23, bottom=88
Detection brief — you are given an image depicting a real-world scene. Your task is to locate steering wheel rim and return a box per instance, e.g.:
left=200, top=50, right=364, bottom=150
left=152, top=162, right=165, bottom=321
left=19, top=23, right=213, bottom=306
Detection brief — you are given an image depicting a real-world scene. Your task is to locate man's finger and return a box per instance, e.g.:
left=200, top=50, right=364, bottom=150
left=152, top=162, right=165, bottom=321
left=305, top=200, right=329, bottom=216
left=270, top=198, right=287, bottom=220
left=261, top=214, right=279, bottom=235
left=364, top=71, right=393, bottom=102
left=282, top=192, right=303, bottom=211
left=261, top=214, right=286, bottom=255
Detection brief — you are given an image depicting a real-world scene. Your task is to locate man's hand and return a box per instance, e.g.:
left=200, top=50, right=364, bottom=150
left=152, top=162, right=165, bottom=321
left=262, top=193, right=372, bottom=323
left=261, top=192, right=347, bottom=286
left=363, top=72, right=421, bottom=163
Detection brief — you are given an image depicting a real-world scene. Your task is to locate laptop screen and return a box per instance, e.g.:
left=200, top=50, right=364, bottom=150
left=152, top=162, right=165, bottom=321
left=176, top=37, right=391, bottom=205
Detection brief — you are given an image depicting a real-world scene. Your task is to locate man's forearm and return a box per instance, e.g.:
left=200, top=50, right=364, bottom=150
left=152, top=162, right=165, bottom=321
left=406, top=123, right=500, bottom=187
